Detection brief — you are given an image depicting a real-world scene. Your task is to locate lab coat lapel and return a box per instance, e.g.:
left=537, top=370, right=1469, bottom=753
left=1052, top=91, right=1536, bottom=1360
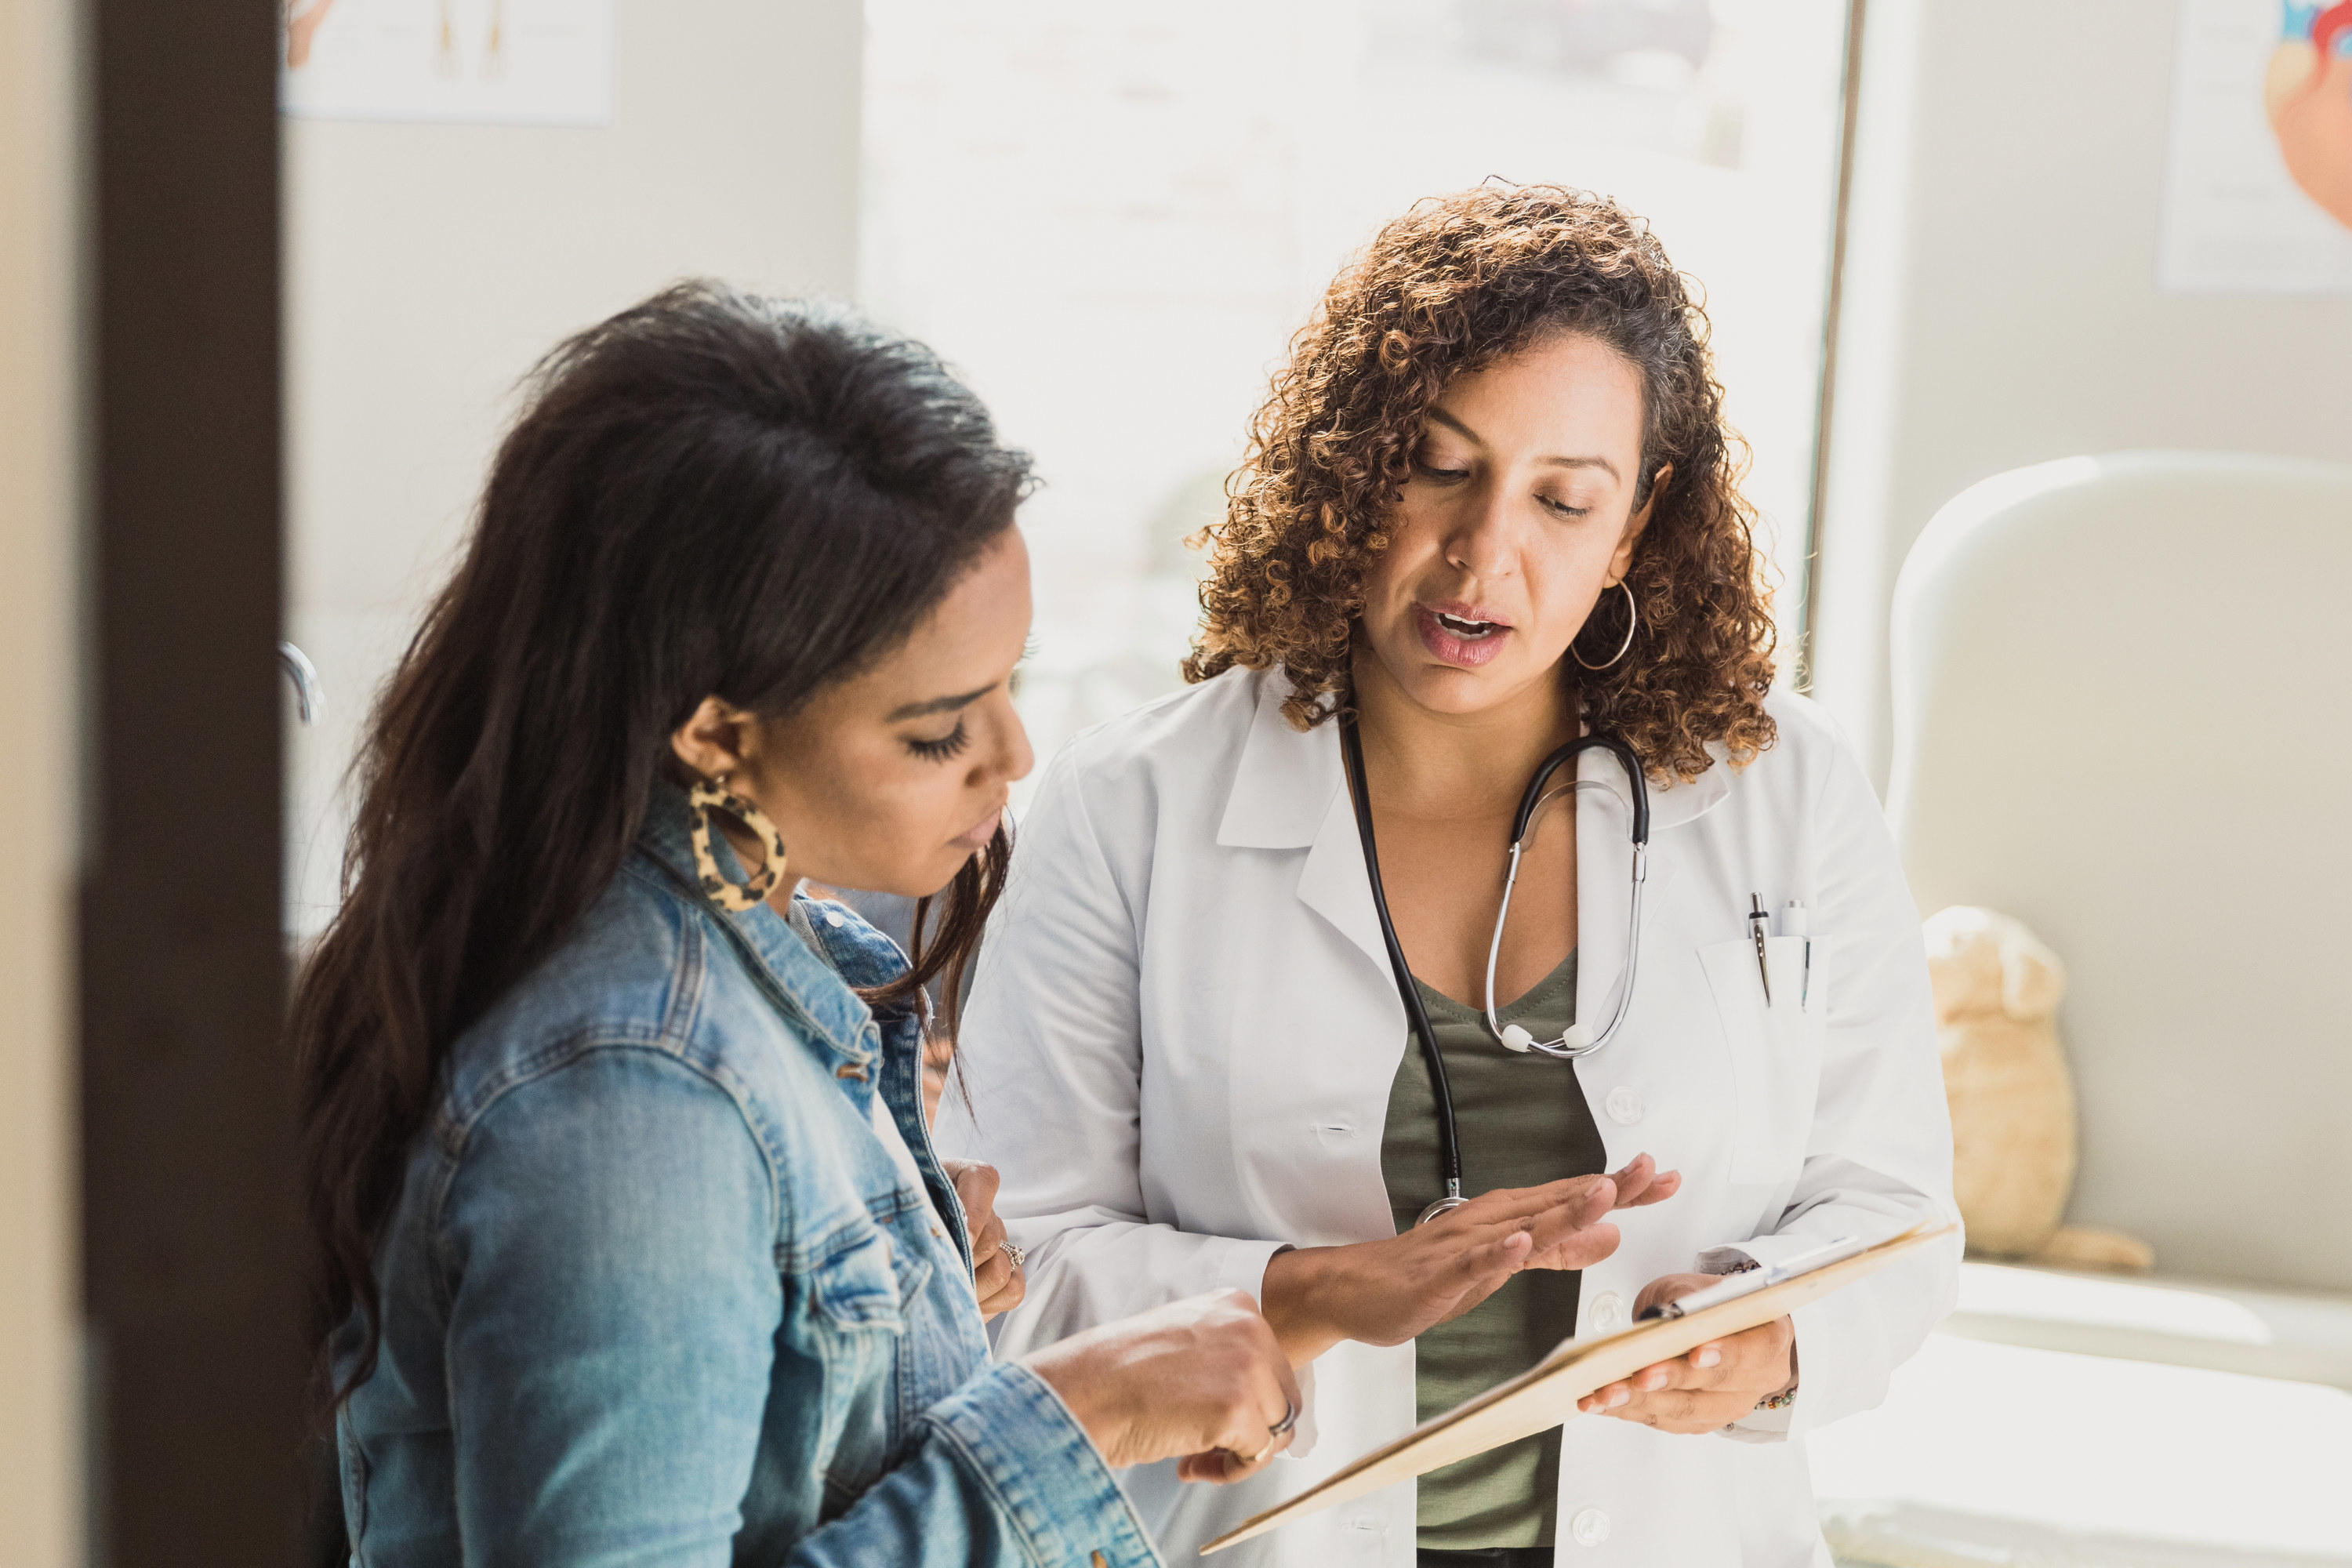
left=1574, top=750, right=1639, bottom=1031
left=1294, top=781, right=1391, bottom=983
left=1215, top=674, right=1392, bottom=982
left=1574, top=750, right=1723, bottom=1028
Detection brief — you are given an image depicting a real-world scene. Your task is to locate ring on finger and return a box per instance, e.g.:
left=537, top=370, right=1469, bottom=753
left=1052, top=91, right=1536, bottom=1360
left=997, top=1240, right=1025, bottom=1272
left=1245, top=1397, right=1300, bottom=1464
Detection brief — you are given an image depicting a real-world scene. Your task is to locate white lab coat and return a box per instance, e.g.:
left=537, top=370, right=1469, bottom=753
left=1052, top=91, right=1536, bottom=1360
left=942, top=666, right=1958, bottom=1568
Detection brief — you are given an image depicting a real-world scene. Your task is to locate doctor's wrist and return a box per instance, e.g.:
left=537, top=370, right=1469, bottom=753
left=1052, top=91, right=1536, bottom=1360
left=1260, top=1245, right=1349, bottom=1367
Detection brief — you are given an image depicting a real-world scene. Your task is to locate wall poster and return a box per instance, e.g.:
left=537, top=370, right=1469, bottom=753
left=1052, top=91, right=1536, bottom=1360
left=2159, top=0, right=2352, bottom=292
left=281, top=0, right=614, bottom=126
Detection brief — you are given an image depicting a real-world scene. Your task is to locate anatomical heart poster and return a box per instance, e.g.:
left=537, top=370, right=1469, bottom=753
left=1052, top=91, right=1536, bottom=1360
left=281, top=0, right=613, bottom=126
left=2160, top=0, right=2352, bottom=292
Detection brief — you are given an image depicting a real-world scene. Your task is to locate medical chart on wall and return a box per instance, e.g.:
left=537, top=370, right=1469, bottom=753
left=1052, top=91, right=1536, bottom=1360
left=2158, top=0, right=2352, bottom=292
left=281, top=0, right=613, bottom=125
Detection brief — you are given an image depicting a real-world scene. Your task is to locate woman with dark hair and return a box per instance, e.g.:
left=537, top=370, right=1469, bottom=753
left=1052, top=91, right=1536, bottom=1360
left=293, top=282, right=1300, bottom=1566
left=942, top=188, right=1958, bottom=1566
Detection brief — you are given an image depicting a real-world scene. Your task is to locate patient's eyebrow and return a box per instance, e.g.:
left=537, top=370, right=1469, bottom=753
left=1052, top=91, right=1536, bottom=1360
left=886, top=683, right=996, bottom=722
left=1426, top=405, right=1622, bottom=481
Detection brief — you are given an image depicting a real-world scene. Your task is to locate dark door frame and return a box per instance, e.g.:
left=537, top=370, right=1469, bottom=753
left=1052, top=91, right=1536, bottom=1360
left=83, top=2, right=300, bottom=1562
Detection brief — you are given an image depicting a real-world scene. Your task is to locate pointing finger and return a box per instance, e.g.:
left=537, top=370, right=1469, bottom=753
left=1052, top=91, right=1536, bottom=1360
left=1606, top=1153, right=1656, bottom=1206
left=1632, top=1169, right=1682, bottom=1207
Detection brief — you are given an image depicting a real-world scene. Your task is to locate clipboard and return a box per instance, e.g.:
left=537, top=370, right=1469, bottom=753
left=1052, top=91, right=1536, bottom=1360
left=1202, top=1222, right=1957, bottom=1554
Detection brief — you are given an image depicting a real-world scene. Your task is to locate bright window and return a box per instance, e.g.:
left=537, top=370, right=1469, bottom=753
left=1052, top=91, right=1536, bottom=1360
left=861, top=0, right=1853, bottom=788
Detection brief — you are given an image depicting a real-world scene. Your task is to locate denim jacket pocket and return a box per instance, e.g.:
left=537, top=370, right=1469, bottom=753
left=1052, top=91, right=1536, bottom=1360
left=808, top=1223, right=908, bottom=1333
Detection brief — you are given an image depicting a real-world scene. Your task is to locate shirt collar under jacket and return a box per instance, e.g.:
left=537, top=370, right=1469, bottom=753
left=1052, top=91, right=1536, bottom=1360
left=636, top=779, right=915, bottom=1065
left=1214, top=668, right=1732, bottom=852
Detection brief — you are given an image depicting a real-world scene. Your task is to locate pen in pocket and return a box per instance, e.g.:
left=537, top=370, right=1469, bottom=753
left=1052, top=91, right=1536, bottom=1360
left=1783, top=898, right=1810, bottom=1012
left=1746, top=893, right=1771, bottom=1005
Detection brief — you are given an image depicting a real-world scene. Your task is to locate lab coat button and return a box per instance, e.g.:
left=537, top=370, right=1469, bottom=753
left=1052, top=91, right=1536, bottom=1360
left=1588, top=1291, right=1624, bottom=1331
left=1603, top=1086, right=1644, bottom=1125
left=1570, top=1507, right=1611, bottom=1546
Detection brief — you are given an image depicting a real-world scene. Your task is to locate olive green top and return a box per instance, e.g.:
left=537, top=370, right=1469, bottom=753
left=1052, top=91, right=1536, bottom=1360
left=1379, top=952, right=1604, bottom=1552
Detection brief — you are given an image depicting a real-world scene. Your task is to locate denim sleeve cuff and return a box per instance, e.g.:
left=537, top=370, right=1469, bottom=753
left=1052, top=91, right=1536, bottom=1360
left=921, top=1360, right=1160, bottom=1568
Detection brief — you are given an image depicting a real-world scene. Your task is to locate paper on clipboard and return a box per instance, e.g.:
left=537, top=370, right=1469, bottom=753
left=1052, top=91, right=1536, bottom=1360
left=1201, top=1222, right=1958, bottom=1555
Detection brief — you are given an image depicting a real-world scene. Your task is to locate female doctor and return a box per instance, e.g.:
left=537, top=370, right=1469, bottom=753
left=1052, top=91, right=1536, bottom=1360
left=942, top=186, right=1958, bottom=1567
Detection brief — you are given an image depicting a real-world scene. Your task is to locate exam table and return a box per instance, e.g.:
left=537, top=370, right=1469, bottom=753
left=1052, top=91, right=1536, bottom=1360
left=1820, top=452, right=2352, bottom=1566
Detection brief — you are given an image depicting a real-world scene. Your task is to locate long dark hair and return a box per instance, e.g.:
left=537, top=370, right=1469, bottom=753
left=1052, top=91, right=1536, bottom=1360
left=292, top=283, right=1030, bottom=1401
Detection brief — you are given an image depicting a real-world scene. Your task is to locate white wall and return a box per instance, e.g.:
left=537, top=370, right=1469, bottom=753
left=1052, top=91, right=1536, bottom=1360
left=862, top=1, right=1853, bottom=786
left=1813, top=0, right=2352, bottom=786
left=0, top=0, right=84, bottom=1561
left=284, top=0, right=863, bottom=933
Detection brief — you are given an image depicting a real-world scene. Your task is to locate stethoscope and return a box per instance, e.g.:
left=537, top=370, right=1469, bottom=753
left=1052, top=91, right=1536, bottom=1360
left=1340, top=717, right=1650, bottom=1225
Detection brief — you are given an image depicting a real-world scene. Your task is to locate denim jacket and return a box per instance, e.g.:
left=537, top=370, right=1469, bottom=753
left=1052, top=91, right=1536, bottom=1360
left=332, top=783, right=1160, bottom=1566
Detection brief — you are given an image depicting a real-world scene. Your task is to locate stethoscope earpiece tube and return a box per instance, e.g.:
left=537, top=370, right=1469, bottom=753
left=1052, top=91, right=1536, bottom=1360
left=1511, top=735, right=1649, bottom=848
left=1341, top=719, right=1467, bottom=1222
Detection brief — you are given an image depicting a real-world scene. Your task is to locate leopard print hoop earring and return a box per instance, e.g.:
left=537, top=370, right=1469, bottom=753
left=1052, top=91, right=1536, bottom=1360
left=687, top=775, right=789, bottom=912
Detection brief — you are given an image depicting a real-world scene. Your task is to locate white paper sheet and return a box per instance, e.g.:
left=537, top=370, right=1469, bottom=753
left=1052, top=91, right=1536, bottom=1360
left=2158, top=0, right=2352, bottom=293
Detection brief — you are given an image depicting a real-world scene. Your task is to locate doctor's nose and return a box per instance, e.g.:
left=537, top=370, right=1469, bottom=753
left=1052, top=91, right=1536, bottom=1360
left=1441, top=480, right=1519, bottom=584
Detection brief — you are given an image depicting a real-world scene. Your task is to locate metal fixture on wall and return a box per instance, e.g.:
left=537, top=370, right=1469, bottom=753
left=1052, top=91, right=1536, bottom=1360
left=278, top=641, right=324, bottom=725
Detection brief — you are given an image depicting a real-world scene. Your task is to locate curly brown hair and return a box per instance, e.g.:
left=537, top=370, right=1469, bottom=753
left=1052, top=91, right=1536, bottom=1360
left=1183, top=184, right=1777, bottom=781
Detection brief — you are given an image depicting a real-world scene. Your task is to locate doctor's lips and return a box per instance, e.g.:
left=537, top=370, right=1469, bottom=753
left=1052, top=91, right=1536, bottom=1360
left=1414, top=601, right=1512, bottom=667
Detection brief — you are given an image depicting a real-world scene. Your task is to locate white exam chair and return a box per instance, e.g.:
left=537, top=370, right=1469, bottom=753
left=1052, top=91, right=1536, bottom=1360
left=1812, top=452, right=2352, bottom=1566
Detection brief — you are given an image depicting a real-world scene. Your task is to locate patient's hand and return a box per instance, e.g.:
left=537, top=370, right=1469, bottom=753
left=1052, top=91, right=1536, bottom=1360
left=943, top=1159, right=1025, bottom=1319
left=1025, top=1290, right=1301, bottom=1481
left=1575, top=1271, right=1794, bottom=1433
left=1260, top=1154, right=1678, bottom=1367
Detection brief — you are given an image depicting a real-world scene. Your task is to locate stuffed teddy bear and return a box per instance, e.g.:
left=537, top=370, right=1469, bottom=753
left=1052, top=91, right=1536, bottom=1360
left=1923, top=906, right=2154, bottom=1272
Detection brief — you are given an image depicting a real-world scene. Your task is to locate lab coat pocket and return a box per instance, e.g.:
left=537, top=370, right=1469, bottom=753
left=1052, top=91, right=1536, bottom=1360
left=1698, top=935, right=1828, bottom=1185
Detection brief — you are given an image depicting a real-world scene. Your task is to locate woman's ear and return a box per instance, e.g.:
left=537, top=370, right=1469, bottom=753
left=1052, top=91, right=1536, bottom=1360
left=1610, top=463, right=1671, bottom=579
left=670, top=695, right=752, bottom=782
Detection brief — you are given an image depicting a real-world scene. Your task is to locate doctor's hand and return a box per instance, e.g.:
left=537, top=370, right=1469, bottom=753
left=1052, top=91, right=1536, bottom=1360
left=1261, top=1155, right=1679, bottom=1367
left=942, top=1158, right=1025, bottom=1320
left=1024, top=1290, right=1302, bottom=1483
left=1574, top=1272, right=1795, bottom=1434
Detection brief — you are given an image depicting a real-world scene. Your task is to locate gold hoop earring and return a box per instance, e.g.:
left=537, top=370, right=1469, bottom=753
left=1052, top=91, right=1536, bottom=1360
left=687, top=776, right=788, bottom=912
left=1572, top=579, right=1639, bottom=671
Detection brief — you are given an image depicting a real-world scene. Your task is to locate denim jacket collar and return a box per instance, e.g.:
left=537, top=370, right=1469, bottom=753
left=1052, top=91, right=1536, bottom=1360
left=634, top=780, right=881, bottom=1067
